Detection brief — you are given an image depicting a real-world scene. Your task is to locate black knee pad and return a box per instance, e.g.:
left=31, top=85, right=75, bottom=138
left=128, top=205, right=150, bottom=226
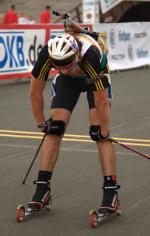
left=89, top=125, right=101, bottom=141
left=89, top=125, right=109, bottom=142
left=46, top=118, right=65, bottom=136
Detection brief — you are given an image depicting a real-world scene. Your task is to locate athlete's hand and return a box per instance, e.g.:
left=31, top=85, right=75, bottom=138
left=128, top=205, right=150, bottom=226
left=37, top=120, right=51, bottom=133
left=37, top=118, right=65, bottom=135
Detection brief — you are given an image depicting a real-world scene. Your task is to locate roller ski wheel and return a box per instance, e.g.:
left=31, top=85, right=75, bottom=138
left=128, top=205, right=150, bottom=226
left=89, top=207, right=121, bottom=228
left=89, top=210, right=98, bottom=228
left=16, top=198, right=52, bottom=223
left=89, top=181, right=122, bottom=227
left=16, top=204, right=51, bottom=223
left=16, top=205, right=25, bottom=223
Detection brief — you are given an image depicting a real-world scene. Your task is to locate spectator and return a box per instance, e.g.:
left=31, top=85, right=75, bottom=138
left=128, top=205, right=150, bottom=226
left=3, top=4, right=18, bottom=24
left=39, top=5, right=51, bottom=23
left=28, top=15, right=36, bottom=24
left=0, top=13, right=4, bottom=24
left=18, top=12, right=29, bottom=24
left=18, top=12, right=36, bottom=24
left=104, top=15, right=114, bottom=23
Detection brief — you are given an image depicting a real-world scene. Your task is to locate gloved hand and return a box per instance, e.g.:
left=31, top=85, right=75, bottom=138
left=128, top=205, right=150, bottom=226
left=37, top=120, right=51, bottom=133
left=37, top=118, right=65, bottom=135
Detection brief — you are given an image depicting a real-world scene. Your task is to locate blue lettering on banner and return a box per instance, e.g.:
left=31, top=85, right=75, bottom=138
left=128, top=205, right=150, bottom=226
left=7, top=36, right=19, bottom=67
left=50, top=29, right=64, bottom=39
left=118, top=31, right=131, bottom=41
left=17, top=36, right=24, bottom=66
left=0, top=37, right=8, bottom=67
left=0, top=31, right=26, bottom=72
left=137, top=49, right=149, bottom=58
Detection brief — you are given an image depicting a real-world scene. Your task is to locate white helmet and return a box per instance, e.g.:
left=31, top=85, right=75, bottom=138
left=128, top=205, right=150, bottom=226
left=48, top=34, right=78, bottom=66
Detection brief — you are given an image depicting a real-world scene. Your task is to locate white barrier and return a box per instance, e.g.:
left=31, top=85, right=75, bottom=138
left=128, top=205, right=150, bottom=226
left=93, top=22, right=150, bottom=71
left=0, top=24, right=65, bottom=80
left=0, top=23, right=92, bottom=80
left=0, top=22, right=150, bottom=80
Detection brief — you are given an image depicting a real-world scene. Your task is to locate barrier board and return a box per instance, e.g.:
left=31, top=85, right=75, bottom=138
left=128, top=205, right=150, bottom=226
left=94, top=22, right=150, bottom=71
left=0, top=24, right=91, bottom=80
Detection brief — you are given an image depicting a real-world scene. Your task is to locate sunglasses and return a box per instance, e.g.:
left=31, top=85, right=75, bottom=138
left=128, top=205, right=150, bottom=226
left=52, top=57, right=75, bottom=69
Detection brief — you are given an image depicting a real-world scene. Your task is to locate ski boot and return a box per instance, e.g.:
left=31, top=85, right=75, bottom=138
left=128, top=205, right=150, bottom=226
left=90, top=181, right=121, bottom=227
left=16, top=171, right=52, bottom=223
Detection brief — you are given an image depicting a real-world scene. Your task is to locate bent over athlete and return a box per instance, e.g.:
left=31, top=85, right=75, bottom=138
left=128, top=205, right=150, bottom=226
left=27, top=33, right=120, bottom=217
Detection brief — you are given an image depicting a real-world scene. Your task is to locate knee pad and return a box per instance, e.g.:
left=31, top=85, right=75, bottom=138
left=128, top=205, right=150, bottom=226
left=89, top=125, right=101, bottom=141
left=89, top=125, right=109, bottom=142
left=46, top=118, right=65, bottom=136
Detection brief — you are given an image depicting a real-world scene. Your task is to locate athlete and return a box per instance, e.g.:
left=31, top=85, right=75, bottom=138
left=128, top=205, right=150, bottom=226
left=27, top=32, right=120, bottom=216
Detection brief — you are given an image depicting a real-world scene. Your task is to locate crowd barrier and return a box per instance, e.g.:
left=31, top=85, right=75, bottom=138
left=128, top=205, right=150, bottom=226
left=0, top=23, right=91, bottom=80
left=93, top=22, right=150, bottom=71
left=0, top=22, right=150, bottom=80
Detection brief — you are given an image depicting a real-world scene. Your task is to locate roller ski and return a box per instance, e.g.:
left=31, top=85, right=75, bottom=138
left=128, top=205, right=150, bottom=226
left=90, top=178, right=121, bottom=228
left=16, top=200, right=52, bottom=223
left=16, top=171, right=53, bottom=223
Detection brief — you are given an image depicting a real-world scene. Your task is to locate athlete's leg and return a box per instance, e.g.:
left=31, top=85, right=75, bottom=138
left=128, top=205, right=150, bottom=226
left=87, top=84, right=120, bottom=214
left=87, top=82, right=115, bottom=176
left=89, top=107, right=116, bottom=176
left=40, top=108, right=71, bottom=172
left=28, top=75, right=82, bottom=210
left=40, top=74, right=84, bottom=172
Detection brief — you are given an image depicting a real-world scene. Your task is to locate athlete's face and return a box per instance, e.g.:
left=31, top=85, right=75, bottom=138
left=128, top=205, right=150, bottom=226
left=52, top=57, right=76, bottom=74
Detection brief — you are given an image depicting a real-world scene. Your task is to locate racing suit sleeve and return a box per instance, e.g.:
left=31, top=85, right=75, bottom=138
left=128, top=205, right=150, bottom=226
left=31, top=45, right=52, bottom=81
left=81, top=45, right=110, bottom=91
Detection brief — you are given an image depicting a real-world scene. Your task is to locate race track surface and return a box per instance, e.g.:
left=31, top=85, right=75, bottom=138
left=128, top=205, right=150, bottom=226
left=0, top=68, right=150, bottom=236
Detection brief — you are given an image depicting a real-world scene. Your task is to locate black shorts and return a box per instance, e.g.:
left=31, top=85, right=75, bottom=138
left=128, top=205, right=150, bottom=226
left=50, top=74, right=95, bottom=112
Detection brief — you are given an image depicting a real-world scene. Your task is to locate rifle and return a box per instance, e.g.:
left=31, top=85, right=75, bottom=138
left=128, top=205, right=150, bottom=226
left=52, top=10, right=88, bottom=34
left=53, top=11, right=101, bottom=44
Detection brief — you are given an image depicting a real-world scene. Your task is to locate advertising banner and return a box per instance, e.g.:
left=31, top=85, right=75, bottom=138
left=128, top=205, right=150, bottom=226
left=82, top=0, right=100, bottom=23
left=0, top=29, right=45, bottom=79
left=93, top=22, right=150, bottom=71
left=1, top=22, right=150, bottom=79
left=100, top=0, right=122, bottom=14
left=0, top=24, right=91, bottom=80
left=0, top=25, right=48, bottom=80
left=124, top=0, right=150, bottom=1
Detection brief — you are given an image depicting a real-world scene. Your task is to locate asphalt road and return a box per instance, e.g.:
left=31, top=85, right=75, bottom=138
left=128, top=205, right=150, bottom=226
left=0, top=68, right=150, bottom=236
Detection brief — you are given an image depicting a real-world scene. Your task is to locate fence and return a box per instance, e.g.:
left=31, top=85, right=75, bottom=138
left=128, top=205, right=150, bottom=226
left=0, top=22, right=150, bottom=80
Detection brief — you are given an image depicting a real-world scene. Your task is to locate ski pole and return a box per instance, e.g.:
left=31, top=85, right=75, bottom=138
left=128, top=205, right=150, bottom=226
left=22, top=133, right=47, bottom=184
left=109, top=138, right=150, bottom=160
